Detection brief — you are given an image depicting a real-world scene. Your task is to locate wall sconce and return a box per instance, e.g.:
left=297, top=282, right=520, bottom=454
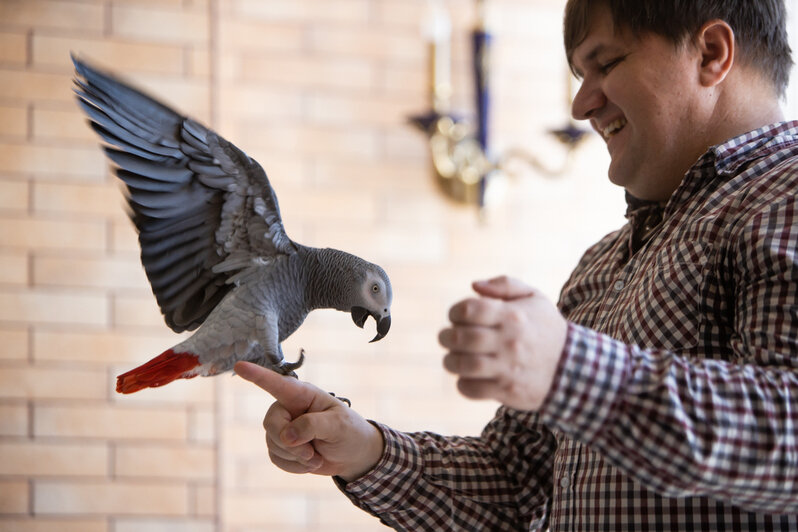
left=409, top=0, right=590, bottom=209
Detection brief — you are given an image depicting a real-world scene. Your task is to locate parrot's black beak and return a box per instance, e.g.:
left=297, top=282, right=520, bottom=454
left=370, top=315, right=391, bottom=343
left=352, top=306, right=369, bottom=329
left=351, top=307, right=391, bottom=343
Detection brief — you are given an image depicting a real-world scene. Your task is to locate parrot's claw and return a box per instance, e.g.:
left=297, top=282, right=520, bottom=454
left=278, top=348, right=306, bottom=378
left=329, top=392, right=351, bottom=407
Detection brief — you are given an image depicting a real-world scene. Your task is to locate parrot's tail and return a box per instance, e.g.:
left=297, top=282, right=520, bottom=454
left=116, top=349, right=201, bottom=394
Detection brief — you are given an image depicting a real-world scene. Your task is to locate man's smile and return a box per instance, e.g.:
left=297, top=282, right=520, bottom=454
left=601, top=117, right=627, bottom=140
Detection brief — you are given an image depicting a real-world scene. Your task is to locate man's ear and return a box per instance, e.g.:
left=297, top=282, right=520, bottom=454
left=696, top=19, right=735, bottom=87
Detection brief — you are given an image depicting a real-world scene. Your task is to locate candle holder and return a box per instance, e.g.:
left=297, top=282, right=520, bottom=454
left=409, top=0, right=590, bottom=209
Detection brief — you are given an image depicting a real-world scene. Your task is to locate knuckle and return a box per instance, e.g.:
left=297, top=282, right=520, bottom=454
left=455, top=298, right=482, bottom=322
left=506, top=338, right=523, bottom=356
left=504, top=306, right=526, bottom=326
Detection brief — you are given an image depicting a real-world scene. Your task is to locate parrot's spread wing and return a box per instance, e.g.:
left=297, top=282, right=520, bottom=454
left=73, top=55, right=297, bottom=333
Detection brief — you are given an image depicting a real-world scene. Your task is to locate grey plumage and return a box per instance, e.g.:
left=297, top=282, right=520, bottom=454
left=72, top=55, right=392, bottom=394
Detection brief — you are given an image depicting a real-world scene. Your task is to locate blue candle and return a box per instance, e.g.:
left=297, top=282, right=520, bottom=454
left=473, top=0, right=492, bottom=206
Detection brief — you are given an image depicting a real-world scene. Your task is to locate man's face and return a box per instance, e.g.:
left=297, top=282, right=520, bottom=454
left=570, top=5, right=706, bottom=201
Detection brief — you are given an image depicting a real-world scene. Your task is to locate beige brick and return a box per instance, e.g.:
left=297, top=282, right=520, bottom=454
left=0, top=519, right=107, bottom=532
left=191, top=484, right=215, bottom=518
left=115, top=443, right=214, bottom=480
left=0, top=70, right=74, bottom=102
left=34, top=404, right=188, bottom=440
left=122, top=75, right=210, bottom=122
left=0, top=441, right=108, bottom=475
left=34, top=480, right=188, bottom=515
left=0, top=479, right=29, bottom=513
left=188, top=407, right=215, bottom=442
left=233, top=0, right=371, bottom=24
left=275, top=185, right=377, bottom=226
left=33, top=181, right=127, bottom=218
left=317, top=493, right=387, bottom=528
left=0, top=365, right=107, bottom=400
left=383, top=127, right=428, bottom=162
left=376, top=1, right=425, bottom=27
left=239, top=55, right=376, bottom=92
left=217, top=84, right=303, bottom=121
left=0, top=289, right=108, bottom=326
left=231, top=458, right=331, bottom=493
left=32, top=106, right=97, bottom=143
left=0, top=327, right=28, bottom=360
left=310, top=222, right=447, bottom=264
left=0, top=143, right=106, bottom=179
left=187, top=48, right=210, bottom=78
left=0, top=179, right=29, bottom=211
left=33, top=255, right=149, bottom=291
left=33, top=329, right=180, bottom=364
left=110, top=220, right=140, bottom=254
left=380, top=63, right=427, bottom=98
left=222, top=493, right=308, bottom=527
left=113, top=294, right=169, bottom=328
left=35, top=35, right=184, bottom=74
left=0, top=217, right=107, bottom=251
left=0, top=403, right=28, bottom=436
left=0, top=105, right=28, bottom=138
left=0, top=32, right=28, bottom=64
left=111, top=4, right=209, bottom=45
left=0, top=250, right=29, bottom=285
left=313, top=158, right=430, bottom=193
left=308, top=92, right=419, bottom=128
left=309, top=27, right=423, bottom=63
left=219, top=19, right=304, bottom=53
left=0, top=0, right=104, bottom=32
left=220, top=425, right=264, bottom=455
left=237, top=124, right=380, bottom=162
left=114, top=519, right=214, bottom=532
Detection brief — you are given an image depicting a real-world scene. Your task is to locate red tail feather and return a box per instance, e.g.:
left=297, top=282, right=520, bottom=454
left=116, top=349, right=201, bottom=394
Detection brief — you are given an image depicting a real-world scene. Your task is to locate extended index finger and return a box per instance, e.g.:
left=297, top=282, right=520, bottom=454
left=234, top=361, right=322, bottom=418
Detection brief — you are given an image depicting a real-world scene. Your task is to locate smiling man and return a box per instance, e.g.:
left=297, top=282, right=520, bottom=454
left=236, top=1, right=798, bottom=530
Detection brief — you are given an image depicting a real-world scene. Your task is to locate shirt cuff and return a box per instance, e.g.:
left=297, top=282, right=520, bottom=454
left=539, top=321, right=630, bottom=443
left=334, top=422, right=422, bottom=514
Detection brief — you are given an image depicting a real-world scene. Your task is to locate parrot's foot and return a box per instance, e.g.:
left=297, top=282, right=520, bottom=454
left=329, top=392, right=351, bottom=407
left=277, top=348, right=306, bottom=378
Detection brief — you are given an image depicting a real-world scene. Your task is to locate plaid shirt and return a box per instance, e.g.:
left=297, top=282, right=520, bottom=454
left=337, top=122, right=798, bottom=530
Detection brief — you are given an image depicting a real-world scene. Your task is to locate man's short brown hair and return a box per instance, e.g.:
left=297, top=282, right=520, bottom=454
left=564, top=0, right=793, bottom=97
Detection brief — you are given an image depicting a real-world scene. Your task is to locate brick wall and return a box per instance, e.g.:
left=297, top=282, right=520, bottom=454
left=0, top=1, right=624, bottom=531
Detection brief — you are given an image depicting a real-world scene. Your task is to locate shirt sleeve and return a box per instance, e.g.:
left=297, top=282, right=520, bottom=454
left=334, top=409, right=557, bottom=531
left=539, top=195, right=798, bottom=514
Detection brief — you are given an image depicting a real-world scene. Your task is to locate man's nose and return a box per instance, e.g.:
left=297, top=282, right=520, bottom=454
left=571, top=76, right=605, bottom=121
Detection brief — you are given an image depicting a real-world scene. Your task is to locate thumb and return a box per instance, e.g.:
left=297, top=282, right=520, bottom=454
left=234, top=361, right=336, bottom=418
left=283, top=411, right=343, bottom=446
left=472, top=275, right=535, bottom=301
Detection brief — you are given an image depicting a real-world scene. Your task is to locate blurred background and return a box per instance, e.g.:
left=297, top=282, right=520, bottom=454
left=0, top=0, right=796, bottom=531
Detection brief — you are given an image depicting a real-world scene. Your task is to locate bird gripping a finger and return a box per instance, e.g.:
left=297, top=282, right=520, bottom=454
left=72, top=55, right=392, bottom=394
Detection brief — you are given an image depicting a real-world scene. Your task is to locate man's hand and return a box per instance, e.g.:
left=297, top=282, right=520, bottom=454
left=234, top=361, right=384, bottom=482
left=439, top=276, right=568, bottom=411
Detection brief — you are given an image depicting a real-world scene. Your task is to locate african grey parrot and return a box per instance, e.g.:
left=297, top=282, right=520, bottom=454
left=72, top=56, right=392, bottom=394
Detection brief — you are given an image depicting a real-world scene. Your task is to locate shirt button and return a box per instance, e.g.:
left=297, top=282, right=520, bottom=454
left=613, top=280, right=624, bottom=291
left=560, top=476, right=571, bottom=489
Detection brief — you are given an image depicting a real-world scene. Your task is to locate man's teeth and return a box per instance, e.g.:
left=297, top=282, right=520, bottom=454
left=602, top=118, right=627, bottom=139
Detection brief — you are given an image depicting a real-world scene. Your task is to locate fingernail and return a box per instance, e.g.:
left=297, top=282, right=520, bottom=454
left=306, top=455, right=323, bottom=469
left=283, top=427, right=297, bottom=444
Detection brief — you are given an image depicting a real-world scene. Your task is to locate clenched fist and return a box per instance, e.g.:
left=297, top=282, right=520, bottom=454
left=439, top=276, right=568, bottom=411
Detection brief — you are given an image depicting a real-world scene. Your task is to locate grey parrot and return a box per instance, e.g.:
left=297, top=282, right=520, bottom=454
left=72, top=56, right=392, bottom=394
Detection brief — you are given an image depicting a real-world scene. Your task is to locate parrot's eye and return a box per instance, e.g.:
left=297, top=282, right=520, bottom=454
left=372, top=284, right=379, bottom=293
